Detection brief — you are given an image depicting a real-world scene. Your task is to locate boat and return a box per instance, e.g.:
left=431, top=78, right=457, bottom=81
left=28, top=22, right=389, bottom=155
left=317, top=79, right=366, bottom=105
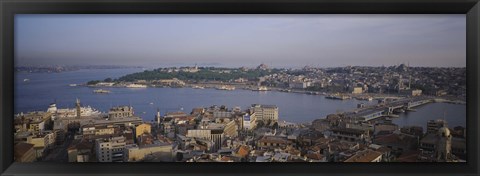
left=149, top=102, right=154, bottom=105
left=69, top=84, right=77, bottom=87
left=23, top=79, right=30, bottom=82
left=126, top=83, right=147, bottom=88
left=216, top=85, right=235, bottom=91
left=193, top=85, right=205, bottom=89
left=93, top=89, right=111, bottom=94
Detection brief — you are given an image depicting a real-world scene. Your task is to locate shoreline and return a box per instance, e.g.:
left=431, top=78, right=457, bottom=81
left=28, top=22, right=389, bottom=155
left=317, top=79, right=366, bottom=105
left=80, top=83, right=467, bottom=104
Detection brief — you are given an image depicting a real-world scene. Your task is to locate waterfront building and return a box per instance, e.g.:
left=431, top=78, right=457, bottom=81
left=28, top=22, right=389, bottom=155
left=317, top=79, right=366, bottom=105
left=411, top=89, right=422, bottom=96
left=250, top=104, right=279, bottom=123
left=352, top=87, right=363, bottom=94
left=14, top=143, right=36, bottom=162
left=288, top=81, right=311, bottom=89
left=108, top=106, right=134, bottom=119
left=95, top=136, right=127, bottom=162
left=124, top=143, right=172, bottom=162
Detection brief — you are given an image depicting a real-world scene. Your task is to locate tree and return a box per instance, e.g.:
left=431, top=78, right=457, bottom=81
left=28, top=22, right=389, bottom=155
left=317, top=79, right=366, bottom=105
left=272, top=122, right=279, bottom=130
left=256, top=120, right=265, bottom=128
left=87, top=80, right=100, bottom=85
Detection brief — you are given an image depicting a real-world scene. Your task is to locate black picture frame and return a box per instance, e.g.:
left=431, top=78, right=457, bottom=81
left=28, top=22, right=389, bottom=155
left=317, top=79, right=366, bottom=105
left=1, top=0, right=479, bottom=175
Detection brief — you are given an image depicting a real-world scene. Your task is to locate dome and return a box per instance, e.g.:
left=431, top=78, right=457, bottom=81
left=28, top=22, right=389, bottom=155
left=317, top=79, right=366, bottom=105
left=438, top=127, right=450, bottom=137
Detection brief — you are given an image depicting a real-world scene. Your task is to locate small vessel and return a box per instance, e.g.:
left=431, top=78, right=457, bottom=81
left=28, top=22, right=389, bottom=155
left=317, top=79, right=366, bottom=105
left=193, top=85, right=205, bottom=89
left=69, top=84, right=77, bottom=87
left=93, top=89, right=111, bottom=94
left=23, top=79, right=30, bottom=82
left=149, top=102, right=154, bottom=105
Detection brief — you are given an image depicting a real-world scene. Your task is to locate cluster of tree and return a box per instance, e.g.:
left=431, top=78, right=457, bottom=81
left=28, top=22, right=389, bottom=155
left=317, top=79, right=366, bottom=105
left=116, top=68, right=280, bottom=82
left=87, top=80, right=101, bottom=85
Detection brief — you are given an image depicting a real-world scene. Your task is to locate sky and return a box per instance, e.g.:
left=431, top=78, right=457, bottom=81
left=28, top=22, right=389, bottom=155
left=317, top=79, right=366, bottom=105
left=15, top=14, right=466, bottom=68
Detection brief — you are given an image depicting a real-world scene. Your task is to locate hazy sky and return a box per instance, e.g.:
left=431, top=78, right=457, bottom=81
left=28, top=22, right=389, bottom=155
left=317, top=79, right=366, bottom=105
left=15, top=14, right=466, bottom=68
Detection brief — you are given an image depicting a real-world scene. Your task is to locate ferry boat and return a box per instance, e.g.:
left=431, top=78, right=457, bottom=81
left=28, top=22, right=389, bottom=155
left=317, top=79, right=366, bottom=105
left=47, top=103, right=102, bottom=118
left=93, top=89, right=111, bottom=94
left=216, top=85, right=235, bottom=91
left=126, top=83, right=147, bottom=88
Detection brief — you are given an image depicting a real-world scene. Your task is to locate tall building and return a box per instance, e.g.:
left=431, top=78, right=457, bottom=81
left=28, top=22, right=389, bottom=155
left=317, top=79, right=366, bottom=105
left=186, top=129, right=224, bottom=152
left=250, top=104, right=279, bottom=123
left=427, top=119, right=448, bottom=134
left=95, top=136, right=127, bottom=162
left=242, top=112, right=256, bottom=130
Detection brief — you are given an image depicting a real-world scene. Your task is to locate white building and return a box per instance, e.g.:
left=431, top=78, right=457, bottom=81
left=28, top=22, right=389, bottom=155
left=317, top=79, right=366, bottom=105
left=251, top=104, right=279, bottom=123
left=242, top=112, right=257, bottom=130
left=95, top=136, right=127, bottom=162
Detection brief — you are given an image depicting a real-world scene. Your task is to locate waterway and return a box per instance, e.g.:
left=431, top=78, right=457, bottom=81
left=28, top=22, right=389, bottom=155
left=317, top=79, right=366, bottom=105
left=15, top=68, right=466, bottom=129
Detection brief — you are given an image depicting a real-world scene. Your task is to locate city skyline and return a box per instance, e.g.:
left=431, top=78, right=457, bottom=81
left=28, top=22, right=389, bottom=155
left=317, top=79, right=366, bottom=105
left=15, top=14, right=466, bottom=68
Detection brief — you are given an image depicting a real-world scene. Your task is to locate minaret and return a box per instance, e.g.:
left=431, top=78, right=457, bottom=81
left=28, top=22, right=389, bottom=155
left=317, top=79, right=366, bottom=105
left=156, top=108, right=161, bottom=128
left=408, top=75, right=412, bottom=90
left=76, top=98, right=81, bottom=119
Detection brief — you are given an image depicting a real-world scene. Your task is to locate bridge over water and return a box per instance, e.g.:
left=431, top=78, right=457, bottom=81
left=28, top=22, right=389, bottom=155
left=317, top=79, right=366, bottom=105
left=343, top=96, right=434, bottom=122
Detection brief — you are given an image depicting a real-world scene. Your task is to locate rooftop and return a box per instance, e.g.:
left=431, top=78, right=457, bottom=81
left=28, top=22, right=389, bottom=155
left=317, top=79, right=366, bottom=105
left=344, top=149, right=382, bottom=162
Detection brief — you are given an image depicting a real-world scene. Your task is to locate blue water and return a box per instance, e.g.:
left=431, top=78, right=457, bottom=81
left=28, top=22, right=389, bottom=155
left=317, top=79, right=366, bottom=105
left=14, top=69, right=466, bottom=127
